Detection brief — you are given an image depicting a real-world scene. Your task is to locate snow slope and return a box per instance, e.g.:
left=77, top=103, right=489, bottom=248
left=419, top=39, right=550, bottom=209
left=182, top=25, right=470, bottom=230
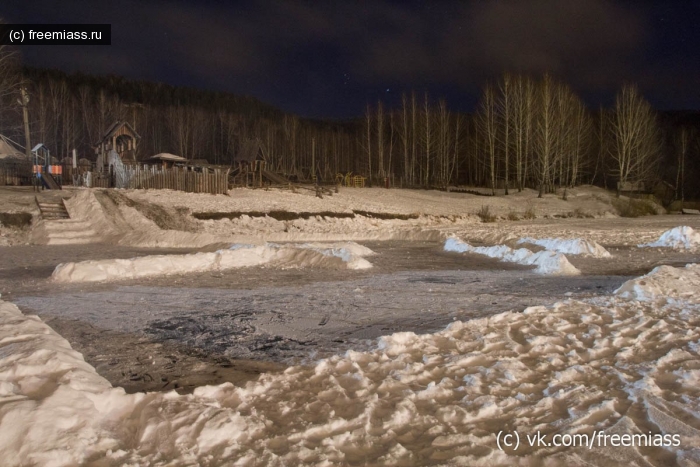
left=52, top=242, right=374, bottom=283
left=2, top=264, right=700, bottom=465
left=444, top=237, right=581, bottom=275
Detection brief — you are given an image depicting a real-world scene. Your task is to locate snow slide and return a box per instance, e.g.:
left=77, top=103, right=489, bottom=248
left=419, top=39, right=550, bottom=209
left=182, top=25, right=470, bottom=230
left=444, top=237, right=581, bottom=275
left=3, top=264, right=700, bottom=465
left=52, top=242, right=374, bottom=283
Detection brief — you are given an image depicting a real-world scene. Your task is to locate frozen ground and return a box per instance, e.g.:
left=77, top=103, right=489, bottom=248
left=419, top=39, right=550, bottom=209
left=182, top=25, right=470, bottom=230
left=1, top=186, right=700, bottom=465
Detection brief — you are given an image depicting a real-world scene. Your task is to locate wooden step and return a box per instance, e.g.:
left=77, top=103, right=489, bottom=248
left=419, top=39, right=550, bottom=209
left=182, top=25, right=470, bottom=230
left=36, top=197, right=70, bottom=220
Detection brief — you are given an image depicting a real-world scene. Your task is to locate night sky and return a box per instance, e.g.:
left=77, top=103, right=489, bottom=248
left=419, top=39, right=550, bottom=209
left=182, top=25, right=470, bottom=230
left=2, top=1, right=698, bottom=119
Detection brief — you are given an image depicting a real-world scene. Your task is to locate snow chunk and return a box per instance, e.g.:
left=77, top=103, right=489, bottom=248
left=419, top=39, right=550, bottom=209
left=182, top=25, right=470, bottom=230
left=444, top=237, right=580, bottom=275
left=518, top=237, right=611, bottom=258
left=639, top=226, right=700, bottom=250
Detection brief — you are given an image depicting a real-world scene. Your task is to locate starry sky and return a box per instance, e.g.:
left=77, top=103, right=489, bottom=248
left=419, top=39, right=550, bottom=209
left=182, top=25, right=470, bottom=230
left=2, top=1, right=698, bottom=119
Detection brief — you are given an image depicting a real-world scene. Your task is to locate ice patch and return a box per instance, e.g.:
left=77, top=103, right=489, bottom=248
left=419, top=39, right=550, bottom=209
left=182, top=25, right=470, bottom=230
left=518, top=237, right=611, bottom=257
left=52, top=242, right=374, bottom=282
left=228, top=243, right=257, bottom=250
left=444, top=237, right=580, bottom=275
left=639, top=226, right=700, bottom=250
left=296, top=242, right=374, bottom=270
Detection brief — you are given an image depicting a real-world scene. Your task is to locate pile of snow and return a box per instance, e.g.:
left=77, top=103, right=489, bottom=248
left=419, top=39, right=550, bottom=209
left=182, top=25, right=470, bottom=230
left=639, top=226, right=700, bottom=251
left=518, top=237, right=612, bottom=257
left=444, top=237, right=580, bottom=275
left=615, top=263, right=700, bottom=303
left=0, top=300, right=116, bottom=465
left=3, top=263, right=700, bottom=465
left=52, top=241, right=374, bottom=283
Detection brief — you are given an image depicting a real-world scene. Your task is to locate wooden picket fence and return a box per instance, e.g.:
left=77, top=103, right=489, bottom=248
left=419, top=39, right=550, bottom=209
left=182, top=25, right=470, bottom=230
left=81, top=166, right=230, bottom=194
left=125, top=166, right=230, bottom=194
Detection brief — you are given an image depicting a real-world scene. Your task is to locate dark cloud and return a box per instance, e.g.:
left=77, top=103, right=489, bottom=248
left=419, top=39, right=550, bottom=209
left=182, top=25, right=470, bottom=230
left=1, top=1, right=698, bottom=117
left=361, top=1, right=647, bottom=90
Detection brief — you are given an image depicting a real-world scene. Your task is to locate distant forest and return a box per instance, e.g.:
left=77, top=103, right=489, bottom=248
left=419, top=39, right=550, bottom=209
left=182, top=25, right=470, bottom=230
left=1, top=64, right=699, bottom=201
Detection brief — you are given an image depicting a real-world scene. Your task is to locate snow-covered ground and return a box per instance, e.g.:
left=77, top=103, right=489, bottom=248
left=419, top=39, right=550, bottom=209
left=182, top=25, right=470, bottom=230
left=3, top=186, right=700, bottom=465
left=8, top=185, right=694, bottom=250
left=2, top=264, right=700, bottom=466
left=127, top=185, right=621, bottom=219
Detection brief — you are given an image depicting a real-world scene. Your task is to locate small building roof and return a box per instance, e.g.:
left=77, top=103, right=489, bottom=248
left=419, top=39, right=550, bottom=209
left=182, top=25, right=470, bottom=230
left=147, top=153, right=188, bottom=162
left=0, top=135, right=24, bottom=159
left=96, top=121, right=141, bottom=146
left=32, top=143, right=50, bottom=152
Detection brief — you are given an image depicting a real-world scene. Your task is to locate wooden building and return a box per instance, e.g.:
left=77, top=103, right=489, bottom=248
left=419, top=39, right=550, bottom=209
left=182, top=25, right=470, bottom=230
left=95, top=121, right=140, bottom=166
left=145, top=153, right=188, bottom=169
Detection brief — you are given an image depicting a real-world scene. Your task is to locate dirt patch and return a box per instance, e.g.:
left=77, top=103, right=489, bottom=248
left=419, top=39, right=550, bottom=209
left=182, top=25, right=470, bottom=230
left=0, top=212, right=32, bottom=228
left=612, top=197, right=663, bottom=217
left=102, top=190, right=197, bottom=231
left=193, top=210, right=355, bottom=221
left=193, top=210, right=422, bottom=222
left=43, top=316, right=284, bottom=394
left=352, top=210, right=419, bottom=220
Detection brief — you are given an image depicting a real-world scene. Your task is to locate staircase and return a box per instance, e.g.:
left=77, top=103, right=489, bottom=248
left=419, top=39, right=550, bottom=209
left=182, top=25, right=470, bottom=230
left=35, top=197, right=102, bottom=244
left=36, top=198, right=70, bottom=220
left=44, top=219, right=102, bottom=245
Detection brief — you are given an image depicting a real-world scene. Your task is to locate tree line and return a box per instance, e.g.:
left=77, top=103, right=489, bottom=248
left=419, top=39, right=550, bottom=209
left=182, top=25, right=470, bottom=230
left=0, top=61, right=698, bottom=201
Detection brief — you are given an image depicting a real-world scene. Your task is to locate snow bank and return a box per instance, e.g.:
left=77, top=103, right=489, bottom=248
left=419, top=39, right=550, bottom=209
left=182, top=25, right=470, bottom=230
left=52, top=241, right=374, bottom=283
left=444, top=237, right=580, bottom=275
left=639, top=226, right=700, bottom=250
left=0, top=300, right=119, bottom=466
left=3, top=263, right=700, bottom=465
left=518, top=237, right=612, bottom=257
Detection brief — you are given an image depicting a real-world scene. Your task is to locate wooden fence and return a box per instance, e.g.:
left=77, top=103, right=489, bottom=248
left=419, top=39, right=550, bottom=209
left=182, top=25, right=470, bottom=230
left=83, top=166, right=230, bottom=194
left=0, top=162, right=31, bottom=186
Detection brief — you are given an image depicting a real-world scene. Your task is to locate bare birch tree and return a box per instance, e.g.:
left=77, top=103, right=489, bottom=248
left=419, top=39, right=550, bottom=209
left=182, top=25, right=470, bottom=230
left=609, top=84, right=660, bottom=196
left=674, top=126, right=694, bottom=207
left=478, top=83, right=498, bottom=195
left=510, top=75, right=535, bottom=191
left=498, top=74, right=512, bottom=194
left=365, top=104, right=372, bottom=184
left=376, top=101, right=384, bottom=178
left=422, top=92, right=432, bottom=187
left=534, top=74, right=558, bottom=197
left=410, top=92, right=418, bottom=185
left=401, top=94, right=410, bottom=185
left=0, top=20, right=21, bottom=123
